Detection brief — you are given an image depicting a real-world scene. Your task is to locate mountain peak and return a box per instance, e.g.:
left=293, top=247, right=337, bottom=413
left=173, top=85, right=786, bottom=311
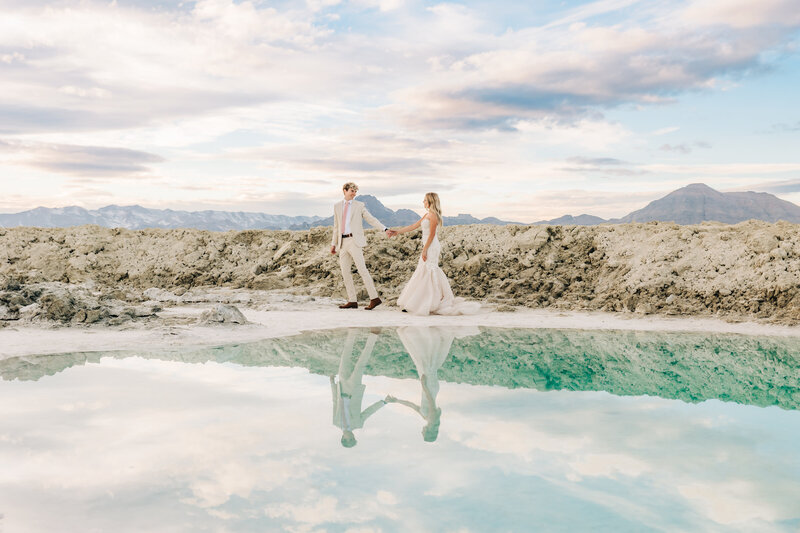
left=669, top=183, right=724, bottom=197
left=683, top=183, right=716, bottom=191
left=617, top=183, right=800, bottom=224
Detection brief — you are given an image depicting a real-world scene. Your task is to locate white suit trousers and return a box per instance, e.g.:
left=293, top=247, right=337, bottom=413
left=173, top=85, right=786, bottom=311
left=338, top=237, right=378, bottom=301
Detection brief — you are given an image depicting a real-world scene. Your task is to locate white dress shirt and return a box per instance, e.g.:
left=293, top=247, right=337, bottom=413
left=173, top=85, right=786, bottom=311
left=342, top=199, right=352, bottom=235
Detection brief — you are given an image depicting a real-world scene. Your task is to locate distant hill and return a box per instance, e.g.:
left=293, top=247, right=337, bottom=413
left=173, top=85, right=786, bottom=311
left=0, top=195, right=521, bottom=231
left=530, top=184, right=800, bottom=226
left=0, top=205, right=323, bottom=231
left=296, top=195, right=522, bottom=229
left=4, top=184, right=794, bottom=230
left=533, top=214, right=607, bottom=226
left=613, top=183, right=800, bottom=224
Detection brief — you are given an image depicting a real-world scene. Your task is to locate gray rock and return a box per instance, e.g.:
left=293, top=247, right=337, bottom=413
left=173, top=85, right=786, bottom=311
left=85, top=309, right=108, bottom=324
left=465, top=255, right=485, bottom=275
left=0, top=304, right=17, bottom=321
left=18, top=303, right=41, bottom=320
left=132, top=303, right=161, bottom=317
left=198, top=304, right=248, bottom=325
left=40, top=292, right=77, bottom=322
left=272, top=241, right=293, bottom=262
left=143, top=288, right=180, bottom=303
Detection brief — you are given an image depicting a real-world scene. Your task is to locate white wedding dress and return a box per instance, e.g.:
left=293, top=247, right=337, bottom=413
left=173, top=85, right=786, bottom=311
left=396, top=218, right=481, bottom=316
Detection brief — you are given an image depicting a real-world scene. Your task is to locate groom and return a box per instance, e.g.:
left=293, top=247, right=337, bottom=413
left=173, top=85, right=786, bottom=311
left=330, top=182, right=390, bottom=310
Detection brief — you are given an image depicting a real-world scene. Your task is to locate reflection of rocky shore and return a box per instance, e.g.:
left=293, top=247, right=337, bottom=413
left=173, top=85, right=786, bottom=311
left=3, top=327, right=798, bottom=410
left=2, top=221, right=800, bottom=324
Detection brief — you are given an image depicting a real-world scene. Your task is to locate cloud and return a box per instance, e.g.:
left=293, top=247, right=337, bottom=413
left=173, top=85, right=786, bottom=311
left=351, top=0, right=404, bottom=12
left=287, top=157, right=435, bottom=173
left=228, top=130, right=466, bottom=190
left=307, top=0, right=342, bottom=12
left=157, top=191, right=335, bottom=217
left=769, top=120, right=800, bottom=132
left=652, top=126, right=680, bottom=135
left=643, top=162, right=800, bottom=175
left=58, top=85, right=112, bottom=99
left=731, top=178, right=800, bottom=194
left=659, top=141, right=712, bottom=154
left=382, top=1, right=799, bottom=132
left=683, top=0, right=800, bottom=28
left=0, top=2, right=332, bottom=135
left=560, top=156, right=648, bottom=177
left=514, top=118, right=632, bottom=151
left=0, top=139, right=164, bottom=177
left=541, top=0, right=645, bottom=30
left=566, top=157, right=628, bottom=166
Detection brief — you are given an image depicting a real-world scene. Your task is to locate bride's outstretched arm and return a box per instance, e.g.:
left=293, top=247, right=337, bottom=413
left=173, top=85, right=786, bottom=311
left=385, top=396, right=423, bottom=416
left=391, top=217, right=423, bottom=235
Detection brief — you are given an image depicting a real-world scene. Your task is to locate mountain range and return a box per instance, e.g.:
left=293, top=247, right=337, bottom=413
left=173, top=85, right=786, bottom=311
left=2, top=184, right=798, bottom=230
left=533, top=183, right=800, bottom=225
left=0, top=195, right=520, bottom=231
left=0, top=205, right=324, bottom=231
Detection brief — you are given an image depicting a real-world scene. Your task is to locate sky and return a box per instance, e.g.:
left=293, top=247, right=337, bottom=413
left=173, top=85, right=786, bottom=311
left=0, top=0, right=798, bottom=222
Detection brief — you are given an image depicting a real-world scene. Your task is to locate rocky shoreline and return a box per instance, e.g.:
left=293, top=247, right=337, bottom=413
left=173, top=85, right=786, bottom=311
left=1, top=221, right=800, bottom=327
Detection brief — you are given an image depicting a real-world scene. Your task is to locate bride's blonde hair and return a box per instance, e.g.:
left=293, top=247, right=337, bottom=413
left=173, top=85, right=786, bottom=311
left=425, top=192, right=443, bottom=224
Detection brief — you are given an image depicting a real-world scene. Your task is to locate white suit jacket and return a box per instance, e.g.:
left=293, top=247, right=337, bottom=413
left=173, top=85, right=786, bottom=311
left=331, top=200, right=386, bottom=251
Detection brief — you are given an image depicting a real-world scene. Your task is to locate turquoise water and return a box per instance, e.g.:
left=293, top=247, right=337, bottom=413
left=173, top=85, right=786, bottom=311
left=1, top=327, right=799, bottom=532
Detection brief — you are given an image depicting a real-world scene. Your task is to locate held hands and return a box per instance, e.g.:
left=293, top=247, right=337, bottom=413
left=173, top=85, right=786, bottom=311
left=330, top=245, right=336, bottom=254
left=385, top=229, right=398, bottom=238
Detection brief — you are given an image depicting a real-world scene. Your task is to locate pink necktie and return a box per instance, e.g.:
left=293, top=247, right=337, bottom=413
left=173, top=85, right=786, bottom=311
left=341, top=201, right=349, bottom=233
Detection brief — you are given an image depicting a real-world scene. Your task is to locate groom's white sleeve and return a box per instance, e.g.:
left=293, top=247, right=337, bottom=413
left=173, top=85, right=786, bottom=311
left=362, top=208, right=386, bottom=232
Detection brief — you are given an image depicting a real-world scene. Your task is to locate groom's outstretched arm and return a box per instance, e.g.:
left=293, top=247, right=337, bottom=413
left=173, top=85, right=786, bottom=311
left=361, top=207, right=388, bottom=233
left=361, top=399, right=387, bottom=422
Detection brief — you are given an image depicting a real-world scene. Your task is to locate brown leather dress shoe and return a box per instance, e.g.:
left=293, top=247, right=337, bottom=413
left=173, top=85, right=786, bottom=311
left=364, top=298, right=382, bottom=310
left=339, top=302, right=358, bottom=309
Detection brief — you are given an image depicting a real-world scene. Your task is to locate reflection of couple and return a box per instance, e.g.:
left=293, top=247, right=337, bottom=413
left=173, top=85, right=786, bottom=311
left=330, top=182, right=481, bottom=316
left=330, top=327, right=479, bottom=446
left=330, top=328, right=386, bottom=448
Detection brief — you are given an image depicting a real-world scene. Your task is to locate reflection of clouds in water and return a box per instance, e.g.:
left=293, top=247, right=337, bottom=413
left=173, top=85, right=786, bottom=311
left=678, top=481, right=784, bottom=526
left=0, top=339, right=799, bottom=532
left=0, top=361, right=331, bottom=520
left=264, top=490, right=402, bottom=531
left=444, top=390, right=800, bottom=530
left=568, top=453, right=651, bottom=479
left=451, top=418, right=589, bottom=457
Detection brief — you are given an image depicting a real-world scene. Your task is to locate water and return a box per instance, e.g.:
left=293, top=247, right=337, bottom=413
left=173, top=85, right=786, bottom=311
left=1, top=326, right=799, bottom=532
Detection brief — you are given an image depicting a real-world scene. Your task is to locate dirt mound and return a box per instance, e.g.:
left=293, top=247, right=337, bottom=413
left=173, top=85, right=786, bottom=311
left=1, top=221, right=799, bottom=324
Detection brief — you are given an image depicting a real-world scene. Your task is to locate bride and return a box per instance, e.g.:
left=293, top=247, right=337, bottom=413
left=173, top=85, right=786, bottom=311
left=390, top=193, right=481, bottom=316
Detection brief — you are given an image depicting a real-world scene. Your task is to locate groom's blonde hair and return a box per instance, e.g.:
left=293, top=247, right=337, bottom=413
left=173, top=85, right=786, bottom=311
left=343, top=182, right=358, bottom=192
left=425, top=192, right=443, bottom=223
